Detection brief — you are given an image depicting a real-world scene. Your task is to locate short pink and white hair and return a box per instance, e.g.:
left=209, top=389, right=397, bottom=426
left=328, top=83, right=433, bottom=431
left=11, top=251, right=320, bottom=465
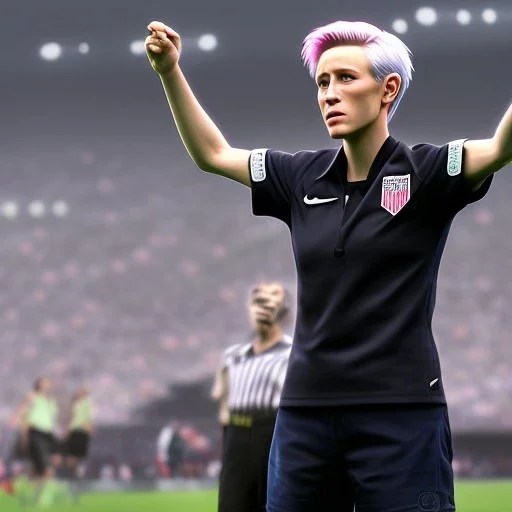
left=301, top=21, right=413, bottom=121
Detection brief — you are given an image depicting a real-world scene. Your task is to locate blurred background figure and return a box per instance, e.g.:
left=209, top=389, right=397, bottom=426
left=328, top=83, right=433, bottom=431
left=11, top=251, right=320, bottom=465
left=118, top=463, right=133, bottom=482
left=63, top=387, right=93, bottom=474
left=216, top=281, right=292, bottom=512
left=15, top=377, right=61, bottom=506
left=62, top=386, right=94, bottom=498
left=156, top=420, right=186, bottom=478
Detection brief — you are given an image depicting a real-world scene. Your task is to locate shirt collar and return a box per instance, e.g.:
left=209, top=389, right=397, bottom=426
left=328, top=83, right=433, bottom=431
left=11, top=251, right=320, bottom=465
left=245, top=339, right=288, bottom=357
left=315, top=135, right=400, bottom=187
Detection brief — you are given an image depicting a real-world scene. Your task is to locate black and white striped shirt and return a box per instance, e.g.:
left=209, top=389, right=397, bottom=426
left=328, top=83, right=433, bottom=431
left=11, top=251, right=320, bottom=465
left=222, top=337, right=292, bottom=415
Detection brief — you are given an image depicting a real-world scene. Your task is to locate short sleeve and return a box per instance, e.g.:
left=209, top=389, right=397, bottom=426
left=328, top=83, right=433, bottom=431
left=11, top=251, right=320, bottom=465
left=249, top=148, right=297, bottom=225
left=414, top=140, right=493, bottom=214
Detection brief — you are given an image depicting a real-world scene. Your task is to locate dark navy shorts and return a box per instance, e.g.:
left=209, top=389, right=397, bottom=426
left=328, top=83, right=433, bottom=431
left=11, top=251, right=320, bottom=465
left=267, top=404, right=455, bottom=512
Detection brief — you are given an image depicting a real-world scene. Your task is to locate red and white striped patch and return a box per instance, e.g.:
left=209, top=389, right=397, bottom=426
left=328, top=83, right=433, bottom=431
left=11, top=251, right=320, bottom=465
left=381, top=175, right=410, bottom=216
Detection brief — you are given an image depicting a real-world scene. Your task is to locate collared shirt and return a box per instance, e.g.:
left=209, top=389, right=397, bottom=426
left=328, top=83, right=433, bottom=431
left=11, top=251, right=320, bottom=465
left=249, top=136, right=492, bottom=406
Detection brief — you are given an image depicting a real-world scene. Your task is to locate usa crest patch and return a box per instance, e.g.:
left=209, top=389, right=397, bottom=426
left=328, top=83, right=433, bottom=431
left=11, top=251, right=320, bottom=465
left=381, top=175, right=410, bottom=216
left=250, top=149, right=268, bottom=182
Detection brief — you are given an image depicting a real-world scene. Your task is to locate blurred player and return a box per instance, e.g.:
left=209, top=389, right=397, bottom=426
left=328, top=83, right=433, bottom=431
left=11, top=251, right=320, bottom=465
left=15, top=377, right=60, bottom=506
left=63, top=386, right=93, bottom=498
left=213, top=282, right=292, bottom=512
left=156, top=420, right=186, bottom=478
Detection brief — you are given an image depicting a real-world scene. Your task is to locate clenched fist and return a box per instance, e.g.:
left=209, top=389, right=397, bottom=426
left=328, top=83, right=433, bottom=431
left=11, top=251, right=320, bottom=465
left=145, top=21, right=182, bottom=75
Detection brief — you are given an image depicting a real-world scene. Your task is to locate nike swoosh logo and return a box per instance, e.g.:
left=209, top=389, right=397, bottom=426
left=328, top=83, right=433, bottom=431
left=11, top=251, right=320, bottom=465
left=429, top=378, right=439, bottom=388
left=303, top=195, right=338, bottom=205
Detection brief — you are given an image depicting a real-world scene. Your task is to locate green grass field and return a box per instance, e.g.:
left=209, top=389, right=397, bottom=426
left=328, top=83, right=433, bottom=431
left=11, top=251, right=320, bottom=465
left=0, top=481, right=511, bottom=511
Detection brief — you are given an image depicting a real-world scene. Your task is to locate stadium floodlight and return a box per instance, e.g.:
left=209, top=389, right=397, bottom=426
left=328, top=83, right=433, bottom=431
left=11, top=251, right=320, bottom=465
left=197, top=34, right=218, bottom=51
left=456, top=9, right=472, bottom=25
left=52, top=200, right=70, bottom=217
left=415, top=7, right=438, bottom=26
left=78, top=43, right=90, bottom=54
left=39, top=42, right=62, bottom=61
left=391, top=19, right=408, bottom=34
left=129, top=40, right=146, bottom=56
left=28, top=201, right=46, bottom=218
left=482, top=8, right=497, bottom=24
left=1, top=201, right=19, bottom=220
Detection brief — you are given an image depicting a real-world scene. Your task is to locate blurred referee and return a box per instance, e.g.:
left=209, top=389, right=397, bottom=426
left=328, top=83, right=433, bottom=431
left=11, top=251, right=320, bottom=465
left=214, top=281, right=292, bottom=512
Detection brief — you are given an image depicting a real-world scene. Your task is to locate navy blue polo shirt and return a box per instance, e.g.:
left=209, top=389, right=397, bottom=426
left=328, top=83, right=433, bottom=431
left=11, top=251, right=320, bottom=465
left=249, top=136, right=492, bottom=406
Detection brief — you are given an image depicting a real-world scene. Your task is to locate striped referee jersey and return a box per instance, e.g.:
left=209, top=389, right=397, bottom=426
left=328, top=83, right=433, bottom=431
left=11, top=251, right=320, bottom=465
left=222, top=336, right=292, bottom=416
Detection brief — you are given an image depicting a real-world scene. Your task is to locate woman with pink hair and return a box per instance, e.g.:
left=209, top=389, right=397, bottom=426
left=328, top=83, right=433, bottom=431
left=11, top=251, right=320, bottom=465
left=145, top=18, right=511, bottom=512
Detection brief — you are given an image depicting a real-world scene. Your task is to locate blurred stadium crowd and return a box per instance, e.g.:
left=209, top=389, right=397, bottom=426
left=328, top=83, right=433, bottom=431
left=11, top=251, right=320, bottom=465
left=0, top=142, right=293, bottom=426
